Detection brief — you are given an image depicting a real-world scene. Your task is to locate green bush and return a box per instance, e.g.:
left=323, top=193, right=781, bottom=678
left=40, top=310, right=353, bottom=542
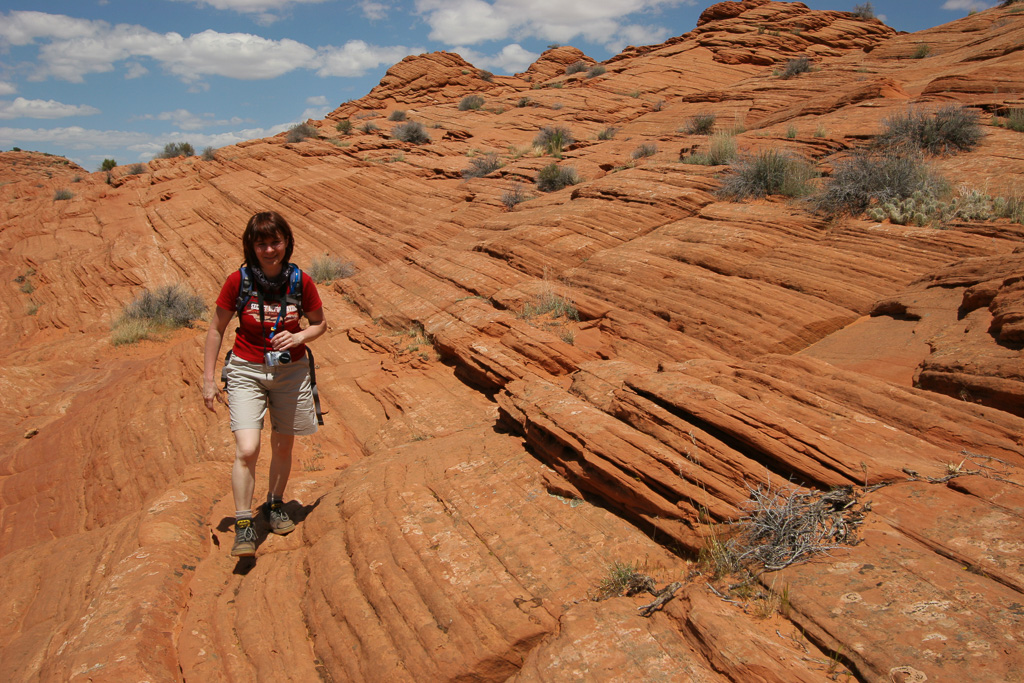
left=534, top=126, right=575, bottom=156
left=812, top=149, right=946, bottom=216
left=53, top=188, right=73, bottom=201
left=786, top=125, right=798, bottom=139
left=717, top=149, right=817, bottom=199
left=517, top=97, right=531, bottom=108
left=479, top=70, right=493, bottom=82
left=537, top=163, right=580, bottom=192
left=100, top=158, right=117, bottom=172
left=286, top=123, right=318, bottom=143
left=597, top=126, right=618, bottom=140
left=391, top=121, right=430, bottom=144
left=877, top=105, right=983, bottom=155
left=388, top=110, right=407, bottom=122
left=586, top=65, right=606, bottom=78
left=360, top=121, right=379, bottom=134
left=201, top=147, right=216, bottom=161
left=630, top=143, right=657, bottom=160
left=129, top=163, right=146, bottom=175
left=462, top=152, right=502, bottom=178
left=681, top=132, right=738, bottom=166
left=112, top=283, right=205, bottom=346
left=912, top=43, right=931, bottom=59
left=336, top=119, right=353, bottom=134
left=459, top=95, right=485, bottom=111
left=1004, top=108, right=1024, bottom=132
left=159, top=141, right=194, bottom=158
left=308, top=254, right=356, bottom=284
left=684, top=112, right=717, bottom=135
left=565, top=60, right=588, bottom=75
left=852, top=2, right=875, bottom=19
left=780, top=56, right=812, bottom=79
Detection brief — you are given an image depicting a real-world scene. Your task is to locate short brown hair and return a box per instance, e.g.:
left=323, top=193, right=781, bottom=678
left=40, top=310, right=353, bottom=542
left=242, top=211, right=294, bottom=269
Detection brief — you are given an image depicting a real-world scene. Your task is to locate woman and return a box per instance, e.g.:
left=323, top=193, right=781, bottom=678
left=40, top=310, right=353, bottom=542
left=203, top=211, right=326, bottom=557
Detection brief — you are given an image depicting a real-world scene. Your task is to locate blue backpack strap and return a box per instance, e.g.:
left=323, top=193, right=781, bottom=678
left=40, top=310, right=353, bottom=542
left=286, top=263, right=303, bottom=316
left=235, top=266, right=253, bottom=317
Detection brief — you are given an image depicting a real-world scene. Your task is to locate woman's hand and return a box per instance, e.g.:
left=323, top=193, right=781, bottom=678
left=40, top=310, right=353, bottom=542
left=270, top=329, right=301, bottom=351
left=203, top=378, right=227, bottom=412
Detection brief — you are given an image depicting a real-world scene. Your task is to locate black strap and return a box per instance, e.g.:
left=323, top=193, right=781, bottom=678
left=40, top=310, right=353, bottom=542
left=307, top=347, right=324, bottom=426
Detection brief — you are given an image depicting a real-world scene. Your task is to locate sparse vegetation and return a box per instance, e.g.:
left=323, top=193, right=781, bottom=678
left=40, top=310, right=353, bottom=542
left=129, top=163, right=146, bottom=175
left=1001, top=108, right=1024, bottom=132
left=876, top=105, right=983, bottom=155
left=100, top=158, right=117, bottom=172
left=388, top=110, right=407, bottom=122
left=630, top=143, right=657, bottom=160
left=336, top=119, right=353, bottom=134
left=681, top=132, right=738, bottom=166
left=159, top=141, right=194, bottom=158
left=684, top=112, right=717, bottom=135
left=597, top=126, right=618, bottom=140
left=866, top=186, right=1024, bottom=226
left=459, top=94, right=485, bottom=111
left=786, top=125, right=798, bottom=139
left=462, top=152, right=503, bottom=178
left=717, top=148, right=817, bottom=199
left=360, top=121, right=379, bottom=134
left=595, top=561, right=650, bottom=600
left=534, top=126, right=574, bottom=157
left=519, top=284, right=580, bottom=321
left=111, top=284, right=205, bottom=346
left=536, top=163, right=580, bottom=192
left=286, top=123, right=318, bottom=143
left=852, top=2, right=875, bottom=19
left=565, top=60, right=588, bottom=75
left=912, top=43, right=932, bottom=59
left=812, top=149, right=947, bottom=216
left=308, top=254, right=356, bottom=284
left=586, top=65, right=606, bottom=78
left=780, top=56, right=813, bottom=79
left=391, top=121, right=431, bottom=144
left=501, top=182, right=529, bottom=209
left=478, top=70, right=493, bottom=81
left=517, top=96, right=531, bottom=108
left=53, top=188, right=73, bottom=201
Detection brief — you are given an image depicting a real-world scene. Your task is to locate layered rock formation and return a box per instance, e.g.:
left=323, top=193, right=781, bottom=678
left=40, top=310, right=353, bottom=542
left=2, top=2, right=1023, bottom=681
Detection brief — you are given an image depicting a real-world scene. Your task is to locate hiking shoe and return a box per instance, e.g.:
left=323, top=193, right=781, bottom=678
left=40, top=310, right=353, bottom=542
left=266, top=501, right=295, bottom=535
left=231, top=518, right=257, bottom=557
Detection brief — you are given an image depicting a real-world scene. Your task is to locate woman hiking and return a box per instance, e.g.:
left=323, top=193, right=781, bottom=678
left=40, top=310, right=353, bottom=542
left=202, top=211, right=326, bottom=557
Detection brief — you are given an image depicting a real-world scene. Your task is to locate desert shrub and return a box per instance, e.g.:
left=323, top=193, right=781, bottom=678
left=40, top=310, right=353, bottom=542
left=867, top=187, right=1024, bottom=226
left=201, top=147, right=216, bottom=161
left=780, top=56, right=812, bottom=79
left=534, top=126, right=575, bottom=156
left=717, top=148, right=817, bottom=199
left=565, top=60, right=588, bottom=75
left=53, top=188, right=73, bottom=201
left=520, top=288, right=579, bottom=320
left=360, top=121, right=379, bottom=134
left=536, top=163, right=580, bottom=192
left=682, top=132, right=738, bottom=166
left=684, top=112, right=717, bottom=135
left=876, top=105, right=983, bottom=155
left=388, top=110, right=407, bottom=122
left=479, top=70, right=493, bottom=81
left=112, top=283, right=205, bottom=346
left=159, top=141, right=194, bottom=158
left=630, top=143, right=657, bottom=160
left=129, top=163, right=146, bottom=175
left=1004, top=108, right=1024, bottom=132
left=501, top=182, right=529, bottom=209
left=517, top=97, right=531, bottom=108
left=812, top=149, right=946, bottom=216
left=391, top=121, right=431, bottom=144
left=336, top=119, right=353, bottom=134
left=597, top=126, right=618, bottom=140
left=586, top=65, right=606, bottom=78
left=912, top=43, right=932, bottom=59
left=459, top=94, right=485, bottom=111
left=100, top=158, right=117, bottom=172
left=852, top=2, right=875, bottom=19
left=308, top=254, right=356, bottom=283
left=462, top=152, right=503, bottom=178
left=286, top=123, right=318, bottom=143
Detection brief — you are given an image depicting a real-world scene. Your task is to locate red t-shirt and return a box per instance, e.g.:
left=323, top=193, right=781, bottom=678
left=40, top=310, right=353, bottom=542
left=215, top=268, right=323, bottom=363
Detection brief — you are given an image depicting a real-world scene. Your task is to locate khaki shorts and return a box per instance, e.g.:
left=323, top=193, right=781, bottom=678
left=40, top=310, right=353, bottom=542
left=225, top=354, right=318, bottom=435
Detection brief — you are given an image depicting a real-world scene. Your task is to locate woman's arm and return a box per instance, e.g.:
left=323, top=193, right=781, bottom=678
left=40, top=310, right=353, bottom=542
left=270, top=306, right=326, bottom=351
left=203, top=306, right=235, bottom=412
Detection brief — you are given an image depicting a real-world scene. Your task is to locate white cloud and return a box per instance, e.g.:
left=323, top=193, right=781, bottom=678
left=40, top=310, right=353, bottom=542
left=360, top=1, right=391, bottom=20
left=167, top=0, right=331, bottom=13
left=138, top=109, right=250, bottom=131
left=414, top=0, right=692, bottom=50
left=124, top=62, right=149, bottom=79
left=0, top=97, right=100, bottom=119
left=450, top=43, right=538, bottom=73
left=941, top=0, right=993, bottom=11
left=315, top=40, right=423, bottom=77
left=0, top=82, right=17, bottom=96
left=306, top=95, right=329, bottom=105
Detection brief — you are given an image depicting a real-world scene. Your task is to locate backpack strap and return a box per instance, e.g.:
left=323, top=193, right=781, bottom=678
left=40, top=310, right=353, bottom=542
left=306, top=347, right=324, bottom=426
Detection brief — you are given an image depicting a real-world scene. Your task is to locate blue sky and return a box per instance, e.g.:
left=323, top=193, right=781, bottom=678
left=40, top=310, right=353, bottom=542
left=0, top=0, right=994, bottom=170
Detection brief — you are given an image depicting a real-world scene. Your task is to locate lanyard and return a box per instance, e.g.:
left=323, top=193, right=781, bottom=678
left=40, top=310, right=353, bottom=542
left=256, top=287, right=288, bottom=353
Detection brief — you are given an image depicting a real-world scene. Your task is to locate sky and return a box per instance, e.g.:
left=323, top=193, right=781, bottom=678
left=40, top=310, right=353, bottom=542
left=0, top=0, right=996, bottom=170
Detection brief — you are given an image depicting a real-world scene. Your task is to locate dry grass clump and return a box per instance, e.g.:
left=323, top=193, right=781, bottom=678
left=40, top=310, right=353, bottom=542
left=391, top=121, right=430, bottom=144
left=812, top=148, right=946, bottom=216
left=681, top=132, right=737, bottom=166
left=462, top=152, right=503, bottom=178
left=500, top=182, right=529, bottom=210
left=458, top=94, right=485, bottom=111
left=536, top=163, right=580, bottom=192
left=876, top=105, right=983, bottom=155
left=684, top=112, right=716, bottom=135
left=308, top=254, right=356, bottom=284
left=111, top=284, right=205, bottom=346
left=717, top=148, right=817, bottom=199
left=779, top=56, right=812, bottom=79
left=534, top=126, right=575, bottom=156
left=630, top=143, right=657, bottom=160
left=286, top=123, right=318, bottom=143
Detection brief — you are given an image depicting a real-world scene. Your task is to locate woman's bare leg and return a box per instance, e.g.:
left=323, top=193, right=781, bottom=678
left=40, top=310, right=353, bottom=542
left=268, top=432, right=295, bottom=499
left=232, top=429, right=262, bottom=512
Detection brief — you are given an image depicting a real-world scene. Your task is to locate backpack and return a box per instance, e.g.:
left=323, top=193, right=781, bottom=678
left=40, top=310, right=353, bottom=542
left=221, top=264, right=324, bottom=425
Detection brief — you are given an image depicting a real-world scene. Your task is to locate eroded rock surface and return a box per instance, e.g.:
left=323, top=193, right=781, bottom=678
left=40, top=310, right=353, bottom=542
left=2, top=2, right=1024, bottom=681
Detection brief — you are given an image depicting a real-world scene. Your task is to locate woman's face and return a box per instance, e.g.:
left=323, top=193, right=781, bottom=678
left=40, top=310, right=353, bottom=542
left=253, top=231, right=286, bottom=273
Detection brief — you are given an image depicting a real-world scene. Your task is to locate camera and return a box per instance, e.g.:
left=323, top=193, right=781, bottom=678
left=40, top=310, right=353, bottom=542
left=264, top=350, right=292, bottom=366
